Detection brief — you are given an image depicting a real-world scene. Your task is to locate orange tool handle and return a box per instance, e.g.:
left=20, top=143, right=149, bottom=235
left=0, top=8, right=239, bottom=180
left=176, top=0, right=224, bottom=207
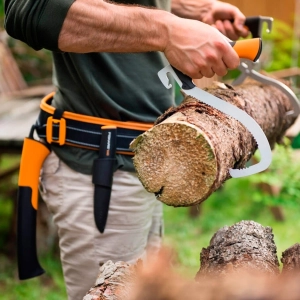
left=230, top=38, right=262, bottom=62
left=17, top=137, right=50, bottom=280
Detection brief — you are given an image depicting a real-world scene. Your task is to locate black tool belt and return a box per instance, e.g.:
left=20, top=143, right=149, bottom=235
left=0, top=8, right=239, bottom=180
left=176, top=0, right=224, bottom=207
left=35, top=92, right=152, bottom=155
left=34, top=92, right=153, bottom=233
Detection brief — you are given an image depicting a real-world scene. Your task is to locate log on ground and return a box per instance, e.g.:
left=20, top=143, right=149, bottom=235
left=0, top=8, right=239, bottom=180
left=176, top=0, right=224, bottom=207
left=195, top=220, right=280, bottom=279
left=83, top=260, right=139, bottom=300
left=83, top=220, right=300, bottom=300
left=130, top=81, right=297, bottom=207
left=281, top=243, right=300, bottom=274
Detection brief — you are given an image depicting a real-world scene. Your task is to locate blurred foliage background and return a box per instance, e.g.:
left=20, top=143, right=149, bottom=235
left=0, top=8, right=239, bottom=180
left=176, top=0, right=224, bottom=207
left=0, top=2, right=52, bottom=85
left=1, top=4, right=300, bottom=299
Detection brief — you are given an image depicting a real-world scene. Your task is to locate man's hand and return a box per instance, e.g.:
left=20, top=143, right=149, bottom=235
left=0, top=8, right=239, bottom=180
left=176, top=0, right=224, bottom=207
left=163, top=14, right=240, bottom=79
left=171, top=0, right=249, bottom=40
left=201, top=1, right=249, bottom=40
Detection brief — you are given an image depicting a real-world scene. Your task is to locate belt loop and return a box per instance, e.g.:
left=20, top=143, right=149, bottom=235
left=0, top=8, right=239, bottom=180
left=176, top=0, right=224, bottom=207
left=46, top=108, right=66, bottom=146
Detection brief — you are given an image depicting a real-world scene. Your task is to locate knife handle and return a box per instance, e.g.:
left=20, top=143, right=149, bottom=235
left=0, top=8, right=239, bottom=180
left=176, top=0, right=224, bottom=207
left=98, top=125, right=117, bottom=158
left=230, top=38, right=262, bottom=62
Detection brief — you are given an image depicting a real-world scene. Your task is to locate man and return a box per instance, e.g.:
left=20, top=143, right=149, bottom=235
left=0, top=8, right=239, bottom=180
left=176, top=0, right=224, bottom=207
left=4, top=0, right=249, bottom=299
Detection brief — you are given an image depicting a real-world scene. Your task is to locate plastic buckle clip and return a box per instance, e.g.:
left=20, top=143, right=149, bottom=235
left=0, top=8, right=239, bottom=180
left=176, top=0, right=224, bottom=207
left=46, top=116, right=66, bottom=145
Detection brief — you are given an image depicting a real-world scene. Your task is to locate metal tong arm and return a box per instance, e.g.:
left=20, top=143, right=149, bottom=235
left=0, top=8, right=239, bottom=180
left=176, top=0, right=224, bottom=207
left=158, top=65, right=272, bottom=178
left=234, top=60, right=300, bottom=117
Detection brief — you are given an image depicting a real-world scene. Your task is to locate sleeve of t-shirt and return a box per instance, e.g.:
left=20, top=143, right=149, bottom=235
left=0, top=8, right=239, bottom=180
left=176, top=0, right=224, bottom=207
left=4, top=0, right=75, bottom=52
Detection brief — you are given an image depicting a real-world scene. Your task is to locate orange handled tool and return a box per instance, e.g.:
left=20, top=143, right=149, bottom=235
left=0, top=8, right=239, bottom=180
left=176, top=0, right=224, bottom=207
left=17, top=127, right=51, bottom=280
left=230, top=38, right=262, bottom=62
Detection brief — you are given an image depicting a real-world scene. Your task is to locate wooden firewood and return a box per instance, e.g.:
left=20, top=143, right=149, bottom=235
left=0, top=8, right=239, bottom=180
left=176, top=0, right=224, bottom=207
left=130, top=81, right=296, bottom=207
left=84, top=221, right=300, bottom=300
left=127, top=253, right=300, bottom=300
left=83, top=260, right=139, bottom=300
left=281, top=243, right=300, bottom=274
left=195, top=220, right=280, bottom=279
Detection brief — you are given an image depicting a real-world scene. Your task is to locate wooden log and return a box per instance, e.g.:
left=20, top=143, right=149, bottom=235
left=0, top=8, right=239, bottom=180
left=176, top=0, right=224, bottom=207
left=126, top=251, right=300, bottom=300
left=281, top=243, right=300, bottom=274
left=195, top=220, right=280, bottom=279
left=83, top=260, right=139, bottom=300
left=130, top=81, right=297, bottom=207
left=84, top=221, right=300, bottom=300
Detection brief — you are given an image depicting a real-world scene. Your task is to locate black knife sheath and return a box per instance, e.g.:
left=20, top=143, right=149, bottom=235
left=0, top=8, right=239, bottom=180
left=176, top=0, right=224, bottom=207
left=92, top=127, right=117, bottom=233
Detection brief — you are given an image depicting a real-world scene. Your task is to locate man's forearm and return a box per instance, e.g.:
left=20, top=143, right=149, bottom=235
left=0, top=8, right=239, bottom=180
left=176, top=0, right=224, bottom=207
left=171, top=0, right=215, bottom=20
left=5, top=0, right=242, bottom=78
left=58, top=0, right=171, bottom=53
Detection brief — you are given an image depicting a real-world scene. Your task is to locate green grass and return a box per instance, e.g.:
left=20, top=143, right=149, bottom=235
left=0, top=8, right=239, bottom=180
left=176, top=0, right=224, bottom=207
left=0, top=253, right=67, bottom=300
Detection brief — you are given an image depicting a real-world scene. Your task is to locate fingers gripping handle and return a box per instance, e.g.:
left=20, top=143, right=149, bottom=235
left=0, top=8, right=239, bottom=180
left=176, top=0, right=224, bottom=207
left=158, top=38, right=263, bottom=90
left=231, top=16, right=273, bottom=38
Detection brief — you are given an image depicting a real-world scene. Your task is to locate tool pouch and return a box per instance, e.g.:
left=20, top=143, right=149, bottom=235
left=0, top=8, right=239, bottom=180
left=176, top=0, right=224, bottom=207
left=92, top=157, right=117, bottom=233
left=17, top=130, right=51, bottom=280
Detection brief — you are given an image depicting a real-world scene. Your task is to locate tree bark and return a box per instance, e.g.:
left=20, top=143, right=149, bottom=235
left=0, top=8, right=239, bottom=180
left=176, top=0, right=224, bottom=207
left=195, top=220, right=280, bottom=280
left=281, top=243, right=300, bottom=274
left=130, top=81, right=296, bottom=207
left=83, top=260, right=139, bottom=300
left=83, top=221, right=300, bottom=300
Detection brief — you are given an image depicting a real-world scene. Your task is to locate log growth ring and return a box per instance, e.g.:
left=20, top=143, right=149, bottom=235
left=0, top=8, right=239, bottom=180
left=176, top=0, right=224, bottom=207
left=131, top=118, right=217, bottom=206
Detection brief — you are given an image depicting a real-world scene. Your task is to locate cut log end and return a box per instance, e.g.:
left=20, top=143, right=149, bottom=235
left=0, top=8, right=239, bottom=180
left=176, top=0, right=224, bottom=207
left=131, top=120, right=218, bottom=206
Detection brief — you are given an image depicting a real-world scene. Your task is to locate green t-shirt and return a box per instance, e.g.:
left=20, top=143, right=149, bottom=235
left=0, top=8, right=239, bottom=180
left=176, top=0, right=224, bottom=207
left=51, top=50, right=175, bottom=174
left=5, top=0, right=176, bottom=174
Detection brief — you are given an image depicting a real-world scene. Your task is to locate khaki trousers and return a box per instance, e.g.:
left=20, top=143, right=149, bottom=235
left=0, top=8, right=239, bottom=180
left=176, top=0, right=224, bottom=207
left=40, top=151, right=163, bottom=300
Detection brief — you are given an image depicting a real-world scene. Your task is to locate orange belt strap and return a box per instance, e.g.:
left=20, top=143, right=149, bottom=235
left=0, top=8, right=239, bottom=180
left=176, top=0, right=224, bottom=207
left=35, top=92, right=153, bottom=155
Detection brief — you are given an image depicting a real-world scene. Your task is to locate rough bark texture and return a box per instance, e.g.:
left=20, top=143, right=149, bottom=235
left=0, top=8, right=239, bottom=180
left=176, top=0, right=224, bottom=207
left=128, top=266, right=300, bottom=300
left=281, top=243, right=300, bottom=274
left=130, top=81, right=296, bottom=207
left=84, top=221, right=300, bottom=300
left=83, top=260, right=139, bottom=300
left=195, top=220, right=280, bottom=279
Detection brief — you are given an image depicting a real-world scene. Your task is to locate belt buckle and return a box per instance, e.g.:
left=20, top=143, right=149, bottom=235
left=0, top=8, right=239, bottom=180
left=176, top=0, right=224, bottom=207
left=46, top=116, right=66, bottom=145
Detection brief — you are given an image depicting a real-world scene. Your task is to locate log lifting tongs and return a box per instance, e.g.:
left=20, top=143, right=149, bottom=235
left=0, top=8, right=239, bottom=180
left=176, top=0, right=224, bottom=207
left=232, top=16, right=300, bottom=117
left=158, top=16, right=300, bottom=178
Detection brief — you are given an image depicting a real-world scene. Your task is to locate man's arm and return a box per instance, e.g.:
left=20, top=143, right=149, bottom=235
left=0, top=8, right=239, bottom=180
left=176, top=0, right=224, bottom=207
left=57, top=0, right=169, bottom=53
left=5, top=0, right=240, bottom=79
left=4, top=0, right=75, bottom=51
left=58, top=0, right=240, bottom=78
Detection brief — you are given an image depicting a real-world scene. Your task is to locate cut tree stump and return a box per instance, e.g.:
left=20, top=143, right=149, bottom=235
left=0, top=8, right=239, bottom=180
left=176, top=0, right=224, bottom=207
left=130, top=81, right=297, bottom=207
